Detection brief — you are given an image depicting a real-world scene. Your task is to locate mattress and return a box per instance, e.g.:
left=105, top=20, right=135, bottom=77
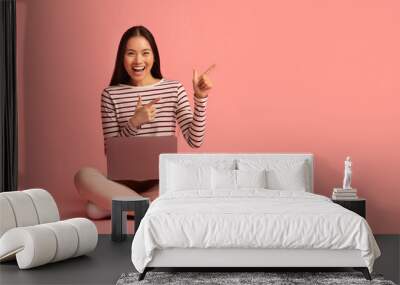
left=131, top=189, right=380, bottom=273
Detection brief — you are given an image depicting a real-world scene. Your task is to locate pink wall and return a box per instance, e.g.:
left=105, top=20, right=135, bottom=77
left=16, top=0, right=400, bottom=233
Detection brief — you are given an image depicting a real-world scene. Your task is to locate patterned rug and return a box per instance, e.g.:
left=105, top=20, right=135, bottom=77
left=116, top=271, right=396, bottom=285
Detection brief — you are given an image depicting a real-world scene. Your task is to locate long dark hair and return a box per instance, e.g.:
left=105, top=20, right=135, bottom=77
left=109, top=26, right=163, bottom=86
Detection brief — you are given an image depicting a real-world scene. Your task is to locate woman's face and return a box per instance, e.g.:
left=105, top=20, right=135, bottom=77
left=124, top=36, right=155, bottom=86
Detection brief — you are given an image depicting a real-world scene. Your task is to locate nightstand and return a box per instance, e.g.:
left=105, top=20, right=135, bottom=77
left=332, top=198, right=366, bottom=218
left=111, top=196, right=150, bottom=242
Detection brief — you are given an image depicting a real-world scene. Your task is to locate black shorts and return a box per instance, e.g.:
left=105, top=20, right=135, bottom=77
left=113, top=179, right=159, bottom=193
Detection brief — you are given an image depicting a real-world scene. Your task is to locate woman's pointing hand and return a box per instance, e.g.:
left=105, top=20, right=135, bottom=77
left=193, top=64, right=215, bottom=98
left=129, top=96, right=161, bottom=128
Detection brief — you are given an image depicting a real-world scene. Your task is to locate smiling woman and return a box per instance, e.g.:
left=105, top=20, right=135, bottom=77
left=110, top=26, right=163, bottom=87
left=122, top=39, right=157, bottom=85
left=74, top=26, right=215, bottom=220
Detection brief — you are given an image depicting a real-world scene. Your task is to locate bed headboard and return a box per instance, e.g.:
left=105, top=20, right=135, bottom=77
left=159, top=153, right=314, bottom=195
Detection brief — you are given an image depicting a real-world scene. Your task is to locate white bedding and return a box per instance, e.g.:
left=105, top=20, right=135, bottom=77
left=131, top=190, right=380, bottom=273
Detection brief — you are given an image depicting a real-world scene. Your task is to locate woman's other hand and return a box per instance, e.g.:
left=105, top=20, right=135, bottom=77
left=129, top=96, right=160, bottom=128
left=193, top=64, right=215, bottom=98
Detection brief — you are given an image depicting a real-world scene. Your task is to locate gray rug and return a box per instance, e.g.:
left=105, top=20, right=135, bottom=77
left=116, top=271, right=396, bottom=285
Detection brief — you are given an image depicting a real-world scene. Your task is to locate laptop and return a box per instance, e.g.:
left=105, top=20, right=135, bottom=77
left=106, top=136, right=177, bottom=181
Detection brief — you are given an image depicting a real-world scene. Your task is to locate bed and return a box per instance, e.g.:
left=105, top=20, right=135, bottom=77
left=131, top=153, right=381, bottom=280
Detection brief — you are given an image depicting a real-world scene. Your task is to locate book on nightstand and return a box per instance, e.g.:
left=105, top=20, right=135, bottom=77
left=332, top=188, right=358, bottom=200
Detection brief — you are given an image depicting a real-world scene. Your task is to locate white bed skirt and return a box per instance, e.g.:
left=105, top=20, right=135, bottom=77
left=148, top=248, right=366, bottom=268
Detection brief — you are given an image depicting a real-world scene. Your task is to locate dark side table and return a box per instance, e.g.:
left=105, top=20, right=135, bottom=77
left=332, top=198, right=366, bottom=218
left=112, top=196, right=149, bottom=242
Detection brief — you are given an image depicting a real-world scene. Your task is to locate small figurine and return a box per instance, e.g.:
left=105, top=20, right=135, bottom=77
left=342, top=156, right=352, bottom=190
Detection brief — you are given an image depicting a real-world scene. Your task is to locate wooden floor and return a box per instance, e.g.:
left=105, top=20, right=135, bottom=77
left=0, top=234, right=398, bottom=285
left=0, top=235, right=134, bottom=285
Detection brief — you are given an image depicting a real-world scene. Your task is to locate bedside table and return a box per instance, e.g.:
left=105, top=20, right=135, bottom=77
left=111, top=196, right=150, bottom=242
left=332, top=198, right=366, bottom=218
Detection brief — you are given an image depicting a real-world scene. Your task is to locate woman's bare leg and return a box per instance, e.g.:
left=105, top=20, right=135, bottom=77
left=74, top=167, right=142, bottom=215
left=85, top=202, right=111, bottom=220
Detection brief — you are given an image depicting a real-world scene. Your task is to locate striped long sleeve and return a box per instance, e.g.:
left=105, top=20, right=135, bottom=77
left=176, top=83, right=207, bottom=148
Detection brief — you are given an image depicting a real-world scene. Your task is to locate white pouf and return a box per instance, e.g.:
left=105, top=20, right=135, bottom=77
left=0, top=189, right=98, bottom=269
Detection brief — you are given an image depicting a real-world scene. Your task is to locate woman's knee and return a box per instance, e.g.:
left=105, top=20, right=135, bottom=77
left=74, top=167, right=103, bottom=192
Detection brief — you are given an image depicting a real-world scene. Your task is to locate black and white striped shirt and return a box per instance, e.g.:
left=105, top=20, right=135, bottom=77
left=101, top=79, right=208, bottom=149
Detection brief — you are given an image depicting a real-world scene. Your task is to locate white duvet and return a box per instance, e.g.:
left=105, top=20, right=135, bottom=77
left=131, top=190, right=380, bottom=273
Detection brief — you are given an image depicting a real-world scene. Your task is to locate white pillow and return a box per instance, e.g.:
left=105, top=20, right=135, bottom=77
left=211, top=169, right=268, bottom=190
left=211, top=168, right=237, bottom=190
left=267, top=167, right=306, bottom=191
left=167, top=162, right=212, bottom=191
left=237, top=169, right=267, bottom=188
left=237, top=159, right=307, bottom=191
left=166, top=159, right=236, bottom=192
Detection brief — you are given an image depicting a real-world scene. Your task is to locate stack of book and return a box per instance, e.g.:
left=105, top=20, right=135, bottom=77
left=332, top=188, right=358, bottom=200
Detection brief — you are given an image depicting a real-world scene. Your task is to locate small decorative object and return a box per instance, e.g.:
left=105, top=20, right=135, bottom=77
left=332, top=157, right=358, bottom=199
left=342, top=156, right=352, bottom=190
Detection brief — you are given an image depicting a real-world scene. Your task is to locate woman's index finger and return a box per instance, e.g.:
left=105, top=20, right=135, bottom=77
left=202, top=64, right=216, bottom=76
